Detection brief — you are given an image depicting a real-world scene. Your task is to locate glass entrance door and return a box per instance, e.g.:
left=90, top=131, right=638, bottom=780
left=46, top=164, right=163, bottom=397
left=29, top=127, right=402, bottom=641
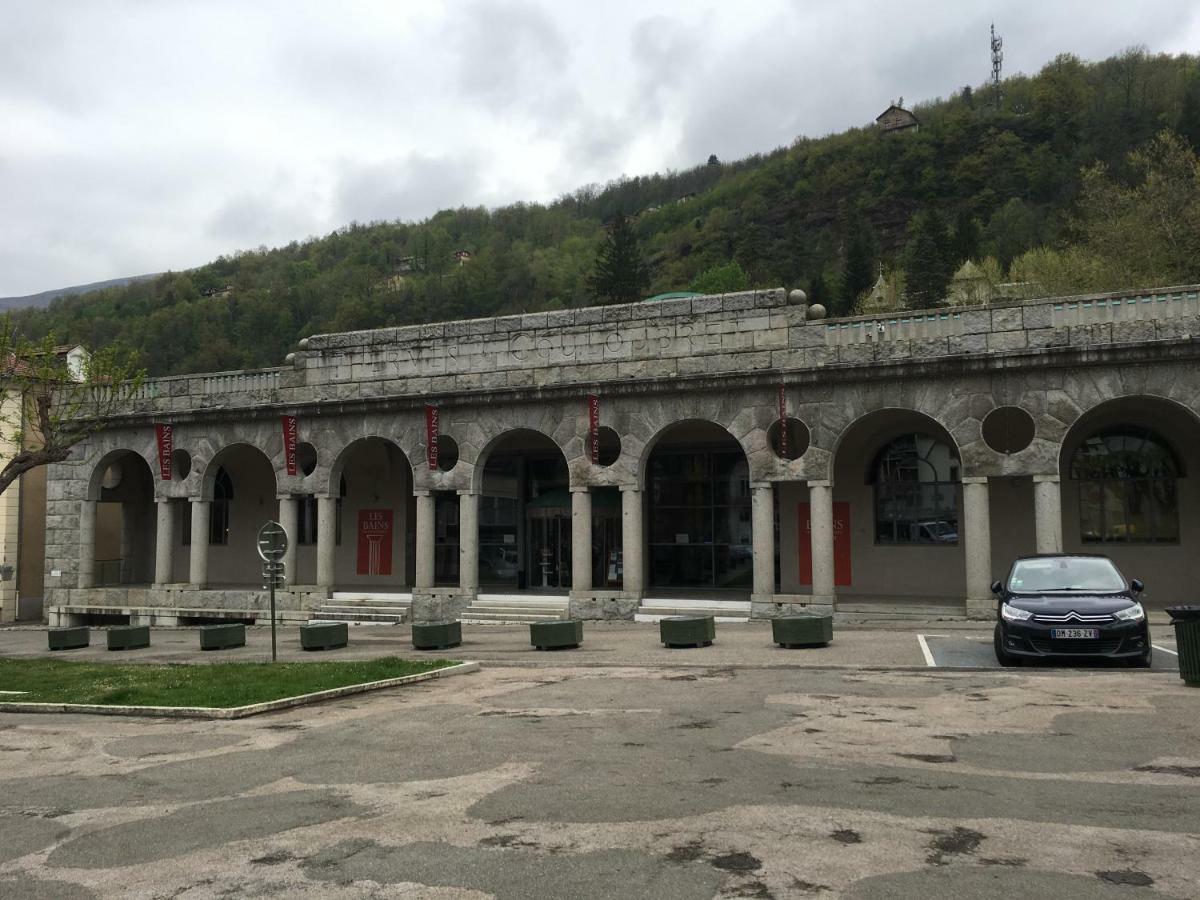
left=527, top=514, right=570, bottom=589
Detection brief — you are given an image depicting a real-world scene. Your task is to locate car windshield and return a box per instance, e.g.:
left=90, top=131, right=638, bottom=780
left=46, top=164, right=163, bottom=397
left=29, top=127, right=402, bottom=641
left=1007, top=557, right=1125, bottom=593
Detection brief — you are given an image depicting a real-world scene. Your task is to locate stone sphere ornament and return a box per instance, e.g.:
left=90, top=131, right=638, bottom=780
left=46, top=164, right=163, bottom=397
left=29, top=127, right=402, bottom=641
left=806, top=303, right=827, bottom=320
left=788, top=288, right=808, bottom=306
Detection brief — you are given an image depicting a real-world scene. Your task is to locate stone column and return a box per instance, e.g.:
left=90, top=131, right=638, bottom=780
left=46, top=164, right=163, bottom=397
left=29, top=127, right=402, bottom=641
left=1034, top=476, right=1063, bottom=554
left=621, top=486, right=643, bottom=595
left=278, top=495, right=298, bottom=586
left=808, top=480, right=835, bottom=604
left=571, top=487, right=592, bottom=594
left=415, top=491, right=435, bottom=589
left=751, top=483, right=775, bottom=599
left=962, top=477, right=993, bottom=615
left=458, top=491, right=479, bottom=592
left=316, top=495, right=336, bottom=590
left=154, top=498, right=175, bottom=585
left=78, top=498, right=97, bottom=589
left=189, top=499, right=210, bottom=587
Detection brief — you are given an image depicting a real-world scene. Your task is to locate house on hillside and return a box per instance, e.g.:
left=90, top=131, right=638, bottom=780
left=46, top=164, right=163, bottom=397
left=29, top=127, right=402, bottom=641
left=453, top=249, right=473, bottom=266
left=875, top=100, right=919, bottom=134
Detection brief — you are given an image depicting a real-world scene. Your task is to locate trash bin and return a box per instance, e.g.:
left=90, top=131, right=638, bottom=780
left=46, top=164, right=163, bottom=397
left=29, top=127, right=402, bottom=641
left=1166, top=606, right=1200, bottom=686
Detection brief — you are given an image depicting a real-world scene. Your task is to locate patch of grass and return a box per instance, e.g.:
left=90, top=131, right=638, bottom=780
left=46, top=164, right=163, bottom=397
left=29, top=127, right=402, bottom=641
left=0, top=657, right=453, bottom=708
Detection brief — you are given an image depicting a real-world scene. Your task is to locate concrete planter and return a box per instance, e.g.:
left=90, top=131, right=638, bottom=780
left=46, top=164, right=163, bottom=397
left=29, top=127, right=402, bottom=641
left=530, top=619, right=583, bottom=650
left=300, top=621, right=348, bottom=651
left=412, top=620, right=462, bottom=650
left=772, top=614, right=833, bottom=648
left=48, top=627, right=89, bottom=651
left=107, top=625, right=150, bottom=651
left=199, top=623, right=246, bottom=651
left=660, top=615, right=715, bottom=648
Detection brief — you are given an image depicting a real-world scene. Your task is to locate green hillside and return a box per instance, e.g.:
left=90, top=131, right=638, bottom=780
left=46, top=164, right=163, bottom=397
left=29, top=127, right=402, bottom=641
left=14, top=48, right=1200, bottom=376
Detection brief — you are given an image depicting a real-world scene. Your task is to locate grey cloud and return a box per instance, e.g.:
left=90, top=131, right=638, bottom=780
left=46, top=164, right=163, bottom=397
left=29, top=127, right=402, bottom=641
left=334, top=153, right=485, bottom=224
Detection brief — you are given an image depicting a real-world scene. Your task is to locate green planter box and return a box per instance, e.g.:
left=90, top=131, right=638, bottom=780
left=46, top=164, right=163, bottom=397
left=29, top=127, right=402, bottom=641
left=301, top=621, right=348, bottom=651
left=660, top=615, right=715, bottom=648
left=772, top=614, right=834, bottom=648
left=530, top=619, right=583, bottom=650
left=48, top=626, right=89, bottom=651
left=1167, top=606, right=1200, bottom=686
left=413, top=620, right=461, bottom=650
left=107, top=625, right=150, bottom=651
left=200, top=623, right=246, bottom=651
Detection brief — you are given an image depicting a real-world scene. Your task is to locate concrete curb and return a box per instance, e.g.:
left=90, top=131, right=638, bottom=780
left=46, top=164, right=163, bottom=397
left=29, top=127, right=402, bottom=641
left=0, top=660, right=479, bottom=720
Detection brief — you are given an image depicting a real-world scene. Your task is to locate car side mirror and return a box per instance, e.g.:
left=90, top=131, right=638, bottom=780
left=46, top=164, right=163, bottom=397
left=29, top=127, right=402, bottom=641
left=1131, top=579, right=1144, bottom=594
left=991, top=580, right=1003, bottom=595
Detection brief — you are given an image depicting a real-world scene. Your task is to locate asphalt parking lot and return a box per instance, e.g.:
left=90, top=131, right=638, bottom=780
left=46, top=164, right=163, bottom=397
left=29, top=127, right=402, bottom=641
left=918, top=633, right=1181, bottom=672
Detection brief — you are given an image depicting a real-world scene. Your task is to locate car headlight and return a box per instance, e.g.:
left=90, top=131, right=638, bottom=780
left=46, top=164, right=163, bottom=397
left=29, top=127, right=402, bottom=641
left=1113, top=603, right=1145, bottom=622
left=1001, top=602, right=1034, bottom=622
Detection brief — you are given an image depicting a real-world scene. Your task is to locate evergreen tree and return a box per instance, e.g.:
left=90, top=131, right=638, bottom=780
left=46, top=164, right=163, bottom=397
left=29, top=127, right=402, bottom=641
left=807, top=271, right=828, bottom=307
left=839, top=217, right=877, bottom=315
left=951, top=209, right=982, bottom=266
left=587, top=213, right=650, bottom=304
left=1178, top=76, right=1200, bottom=150
left=904, top=210, right=953, bottom=307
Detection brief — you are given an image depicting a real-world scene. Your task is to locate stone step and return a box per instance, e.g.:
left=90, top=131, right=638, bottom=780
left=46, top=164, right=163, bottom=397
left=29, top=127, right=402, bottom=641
left=319, top=600, right=413, bottom=610
left=313, top=611, right=408, bottom=624
left=474, top=594, right=570, bottom=608
left=468, top=604, right=566, bottom=614
left=331, top=591, right=414, bottom=601
left=634, top=613, right=751, bottom=624
left=462, top=611, right=565, bottom=624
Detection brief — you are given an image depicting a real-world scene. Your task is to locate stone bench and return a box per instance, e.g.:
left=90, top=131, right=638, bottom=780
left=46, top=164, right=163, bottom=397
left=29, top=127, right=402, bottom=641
left=660, top=616, right=715, bottom=648
left=412, top=620, right=461, bottom=650
left=300, top=621, right=348, bottom=651
left=48, top=626, right=89, bottom=651
left=530, top=620, right=583, bottom=650
left=772, top=614, right=833, bottom=648
left=107, top=625, right=150, bottom=651
left=200, top=623, right=246, bottom=651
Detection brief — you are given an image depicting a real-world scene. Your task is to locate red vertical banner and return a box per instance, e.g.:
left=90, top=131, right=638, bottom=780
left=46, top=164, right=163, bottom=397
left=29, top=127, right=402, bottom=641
left=281, top=415, right=298, bottom=476
left=356, top=509, right=393, bottom=576
left=777, top=384, right=788, bottom=458
left=425, top=404, right=439, bottom=470
left=587, top=394, right=600, bottom=464
left=797, top=501, right=852, bottom=586
left=154, top=424, right=173, bottom=480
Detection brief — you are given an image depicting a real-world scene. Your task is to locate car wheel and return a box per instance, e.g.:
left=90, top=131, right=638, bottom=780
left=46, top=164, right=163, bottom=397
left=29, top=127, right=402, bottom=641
left=993, top=625, right=1020, bottom=667
left=1129, top=650, right=1153, bottom=669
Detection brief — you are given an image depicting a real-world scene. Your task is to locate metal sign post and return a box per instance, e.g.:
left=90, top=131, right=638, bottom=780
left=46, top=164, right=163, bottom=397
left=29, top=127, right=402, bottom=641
left=256, top=521, right=289, bottom=662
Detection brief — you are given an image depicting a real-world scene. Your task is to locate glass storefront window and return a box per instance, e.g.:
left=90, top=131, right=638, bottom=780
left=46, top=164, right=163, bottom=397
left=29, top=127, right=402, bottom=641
left=1071, top=427, right=1180, bottom=543
left=872, top=433, right=960, bottom=545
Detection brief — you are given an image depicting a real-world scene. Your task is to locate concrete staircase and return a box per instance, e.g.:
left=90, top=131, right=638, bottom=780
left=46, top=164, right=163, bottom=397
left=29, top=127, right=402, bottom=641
left=834, top=600, right=967, bottom=623
left=462, top=593, right=570, bottom=624
left=634, top=597, right=752, bottom=623
left=314, top=591, right=413, bottom=625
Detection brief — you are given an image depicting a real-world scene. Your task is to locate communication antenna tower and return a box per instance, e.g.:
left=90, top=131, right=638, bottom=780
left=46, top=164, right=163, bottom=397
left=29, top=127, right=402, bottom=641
left=990, top=23, right=1004, bottom=110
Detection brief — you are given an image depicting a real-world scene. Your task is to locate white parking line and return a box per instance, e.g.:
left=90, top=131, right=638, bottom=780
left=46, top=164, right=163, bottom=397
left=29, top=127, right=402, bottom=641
left=916, top=634, right=938, bottom=667
left=1152, top=643, right=1179, bottom=656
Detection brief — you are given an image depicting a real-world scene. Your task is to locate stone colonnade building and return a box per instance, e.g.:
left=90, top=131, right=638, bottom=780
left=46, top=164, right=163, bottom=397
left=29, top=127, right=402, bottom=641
left=44, top=285, right=1200, bottom=626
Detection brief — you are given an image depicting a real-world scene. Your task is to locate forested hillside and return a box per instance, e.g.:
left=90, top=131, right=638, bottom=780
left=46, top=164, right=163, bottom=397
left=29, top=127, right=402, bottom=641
left=14, top=48, right=1200, bottom=376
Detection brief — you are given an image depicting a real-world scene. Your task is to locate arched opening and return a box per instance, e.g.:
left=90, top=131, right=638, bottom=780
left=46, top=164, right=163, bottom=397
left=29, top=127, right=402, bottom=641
left=645, top=420, right=752, bottom=595
left=478, top=429, right=573, bottom=591
left=1060, top=397, right=1200, bottom=606
left=92, top=451, right=156, bottom=585
left=323, top=438, right=414, bottom=589
left=823, top=410, right=964, bottom=604
left=188, top=445, right=277, bottom=587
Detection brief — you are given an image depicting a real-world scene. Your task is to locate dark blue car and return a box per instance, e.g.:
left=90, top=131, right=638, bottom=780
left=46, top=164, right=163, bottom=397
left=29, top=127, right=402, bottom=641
left=992, top=554, right=1151, bottom=667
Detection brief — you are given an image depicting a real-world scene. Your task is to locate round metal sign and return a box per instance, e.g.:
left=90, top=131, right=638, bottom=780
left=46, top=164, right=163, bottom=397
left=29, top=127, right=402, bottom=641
left=257, top=521, right=288, bottom=562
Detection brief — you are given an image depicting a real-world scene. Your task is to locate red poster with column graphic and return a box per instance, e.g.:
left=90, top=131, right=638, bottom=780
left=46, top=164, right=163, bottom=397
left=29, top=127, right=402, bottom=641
left=798, top=501, right=852, bottom=586
left=356, top=509, right=393, bottom=576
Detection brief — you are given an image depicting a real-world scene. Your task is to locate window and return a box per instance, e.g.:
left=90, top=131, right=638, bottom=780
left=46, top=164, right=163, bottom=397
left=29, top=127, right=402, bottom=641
left=872, top=433, right=960, bottom=544
left=210, top=468, right=233, bottom=545
left=1071, top=427, right=1180, bottom=544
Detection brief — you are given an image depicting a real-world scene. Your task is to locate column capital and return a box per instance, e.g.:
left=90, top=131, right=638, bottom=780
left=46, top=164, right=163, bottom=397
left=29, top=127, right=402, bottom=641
left=569, top=485, right=591, bottom=494
left=807, top=479, right=833, bottom=489
left=413, top=489, right=432, bottom=497
left=960, top=476, right=989, bottom=485
left=188, top=496, right=209, bottom=504
left=749, top=481, right=774, bottom=491
left=1033, top=475, right=1061, bottom=484
left=619, top=484, right=641, bottom=493
left=457, top=488, right=482, bottom=496
left=155, top=495, right=174, bottom=504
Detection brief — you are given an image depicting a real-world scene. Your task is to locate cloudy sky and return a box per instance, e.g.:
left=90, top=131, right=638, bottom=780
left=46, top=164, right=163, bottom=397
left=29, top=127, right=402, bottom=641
left=3, top=1, right=1199, bottom=297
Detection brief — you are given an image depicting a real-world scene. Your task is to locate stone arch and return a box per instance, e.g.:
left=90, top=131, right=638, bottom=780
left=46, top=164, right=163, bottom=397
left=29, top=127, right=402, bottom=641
left=830, top=407, right=962, bottom=483
left=470, top=425, right=571, bottom=493
left=1056, top=394, right=1200, bottom=476
left=86, top=447, right=157, bottom=501
left=88, top=449, right=157, bottom=585
left=328, top=436, right=414, bottom=495
left=199, top=443, right=277, bottom=500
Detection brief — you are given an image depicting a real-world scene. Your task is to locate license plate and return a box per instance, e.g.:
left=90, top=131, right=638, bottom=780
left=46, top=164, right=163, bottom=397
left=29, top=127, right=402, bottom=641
left=1051, top=628, right=1100, bottom=640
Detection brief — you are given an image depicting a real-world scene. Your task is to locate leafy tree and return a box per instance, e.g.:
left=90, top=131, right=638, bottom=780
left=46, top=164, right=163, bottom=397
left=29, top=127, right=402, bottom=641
left=587, top=214, right=650, bottom=304
left=904, top=210, right=953, bottom=307
left=690, top=261, right=750, bottom=294
left=1179, top=76, right=1200, bottom=150
left=986, top=199, right=1042, bottom=272
left=950, top=209, right=982, bottom=266
left=839, top=217, right=877, bottom=315
left=707, top=154, right=720, bottom=166
left=0, top=320, right=144, bottom=496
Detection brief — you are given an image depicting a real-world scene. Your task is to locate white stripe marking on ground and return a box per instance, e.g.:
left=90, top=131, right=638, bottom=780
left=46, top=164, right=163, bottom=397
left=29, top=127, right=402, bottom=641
left=1152, top=643, right=1179, bottom=656
left=916, top=634, right=938, bottom=667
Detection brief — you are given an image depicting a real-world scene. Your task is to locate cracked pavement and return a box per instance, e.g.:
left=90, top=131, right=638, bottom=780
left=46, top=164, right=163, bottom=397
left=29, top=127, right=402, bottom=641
left=1, top=661, right=1198, bottom=898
